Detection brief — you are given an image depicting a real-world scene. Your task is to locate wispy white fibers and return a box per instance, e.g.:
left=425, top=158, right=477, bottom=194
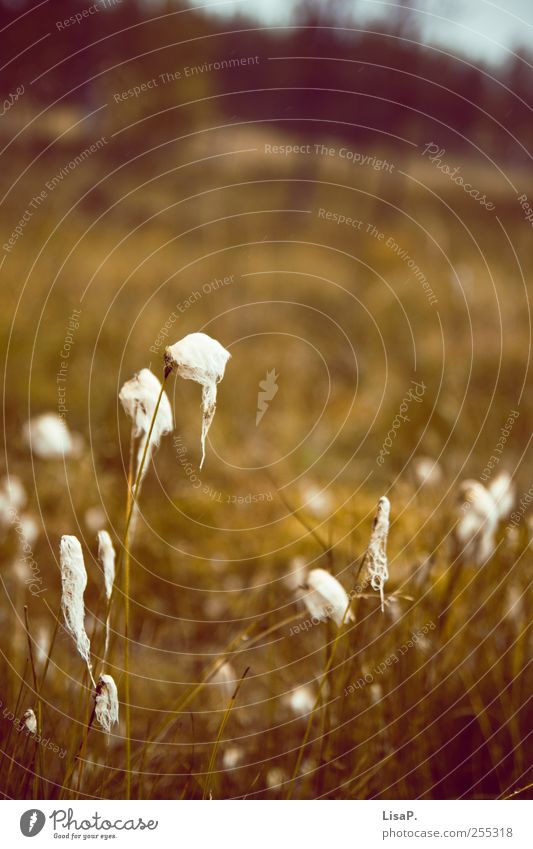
left=211, top=661, right=237, bottom=701
left=95, top=674, right=119, bottom=733
left=119, top=368, right=173, bottom=484
left=164, top=332, right=231, bottom=469
left=23, top=413, right=81, bottom=459
left=456, top=480, right=500, bottom=564
left=98, top=530, right=116, bottom=657
left=302, top=568, right=354, bottom=628
left=364, top=496, right=390, bottom=612
left=60, top=535, right=95, bottom=685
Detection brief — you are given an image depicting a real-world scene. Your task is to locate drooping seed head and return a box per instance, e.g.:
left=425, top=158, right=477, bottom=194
left=95, top=674, right=119, bottom=733
left=301, top=568, right=354, bottom=628
left=164, top=332, right=231, bottom=469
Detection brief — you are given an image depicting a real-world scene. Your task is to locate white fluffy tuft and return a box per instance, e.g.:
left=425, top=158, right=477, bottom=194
left=23, top=413, right=81, bottom=459
left=97, top=530, right=116, bottom=601
left=364, top=496, right=391, bottom=612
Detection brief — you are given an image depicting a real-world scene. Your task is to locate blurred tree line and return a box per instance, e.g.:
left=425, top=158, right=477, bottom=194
left=1, top=0, right=532, bottom=162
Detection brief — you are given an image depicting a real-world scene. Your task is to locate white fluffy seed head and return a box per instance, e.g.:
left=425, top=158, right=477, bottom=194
left=23, top=413, right=81, bottom=459
left=301, top=482, right=333, bottom=518
left=119, top=368, right=173, bottom=482
left=286, top=684, right=315, bottom=716
left=60, top=535, right=91, bottom=664
left=0, top=475, right=26, bottom=510
left=412, top=456, right=443, bottom=487
left=362, top=496, right=390, bottom=612
left=0, top=475, right=27, bottom=531
left=23, top=708, right=37, bottom=734
left=164, top=332, right=231, bottom=469
left=222, top=746, right=243, bottom=770
left=95, top=674, right=119, bottom=733
left=302, top=568, right=354, bottom=628
left=283, top=556, right=308, bottom=591
left=487, top=471, right=515, bottom=520
left=211, top=661, right=236, bottom=701
left=97, top=530, right=116, bottom=600
left=456, top=480, right=499, bottom=564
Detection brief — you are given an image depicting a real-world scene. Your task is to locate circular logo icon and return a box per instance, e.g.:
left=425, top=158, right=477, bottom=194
left=20, top=810, right=46, bottom=837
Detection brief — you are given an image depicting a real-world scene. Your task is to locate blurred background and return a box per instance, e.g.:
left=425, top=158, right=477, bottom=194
left=0, top=0, right=532, bottom=800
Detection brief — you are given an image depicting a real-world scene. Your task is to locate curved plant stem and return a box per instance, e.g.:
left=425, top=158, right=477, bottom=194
left=24, top=606, right=44, bottom=798
left=121, top=377, right=167, bottom=800
left=286, top=597, right=355, bottom=799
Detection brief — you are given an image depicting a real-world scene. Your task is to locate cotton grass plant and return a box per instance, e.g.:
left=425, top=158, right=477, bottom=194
left=164, top=331, right=231, bottom=468
left=111, top=332, right=230, bottom=796
left=60, top=535, right=95, bottom=687
left=287, top=496, right=392, bottom=797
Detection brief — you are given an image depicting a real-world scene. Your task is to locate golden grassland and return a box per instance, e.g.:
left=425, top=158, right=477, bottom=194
left=1, top=131, right=532, bottom=798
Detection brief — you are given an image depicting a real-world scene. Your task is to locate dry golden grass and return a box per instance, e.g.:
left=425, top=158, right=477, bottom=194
left=1, top=132, right=531, bottom=799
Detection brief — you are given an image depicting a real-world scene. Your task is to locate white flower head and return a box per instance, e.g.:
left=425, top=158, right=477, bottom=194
left=487, top=471, right=515, bottom=520
left=60, top=535, right=91, bottom=666
left=0, top=475, right=27, bottom=531
left=412, top=456, right=443, bottom=487
left=119, top=368, right=173, bottom=483
left=363, top=496, right=390, bottom=612
left=84, top=506, right=106, bottom=533
left=222, top=746, right=243, bottom=770
left=0, top=475, right=26, bottom=510
left=164, top=332, right=231, bottom=469
left=302, top=568, right=354, bottom=628
left=266, top=767, right=288, bottom=789
left=301, top=482, right=333, bottom=518
left=97, top=530, right=116, bottom=601
left=23, top=413, right=81, bottom=459
left=95, top=674, right=119, bottom=733
left=211, top=661, right=236, bottom=701
left=286, top=684, right=315, bottom=716
left=23, top=708, right=37, bottom=734
left=456, top=480, right=499, bottom=564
